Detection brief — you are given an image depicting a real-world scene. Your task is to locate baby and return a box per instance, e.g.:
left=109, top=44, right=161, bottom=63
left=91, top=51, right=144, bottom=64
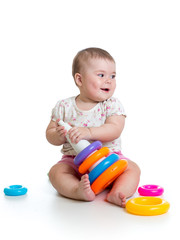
left=46, top=47, right=140, bottom=207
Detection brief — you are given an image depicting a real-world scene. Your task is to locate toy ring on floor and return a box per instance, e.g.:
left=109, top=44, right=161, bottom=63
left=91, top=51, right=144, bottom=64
left=89, top=154, right=120, bottom=184
left=74, top=141, right=102, bottom=166
left=91, top=159, right=128, bottom=194
left=4, top=185, right=28, bottom=196
left=138, top=185, right=164, bottom=196
left=126, top=197, right=170, bottom=216
left=79, top=147, right=110, bottom=174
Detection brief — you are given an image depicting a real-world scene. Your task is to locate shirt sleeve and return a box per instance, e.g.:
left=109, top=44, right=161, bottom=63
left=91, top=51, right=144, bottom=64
left=105, top=97, right=126, bottom=118
left=51, top=100, right=65, bottom=121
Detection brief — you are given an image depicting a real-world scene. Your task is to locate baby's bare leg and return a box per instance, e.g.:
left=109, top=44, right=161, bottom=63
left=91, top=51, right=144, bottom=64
left=106, top=160, right=140, bottom=207
left=49, top=163, right=95, bottom=201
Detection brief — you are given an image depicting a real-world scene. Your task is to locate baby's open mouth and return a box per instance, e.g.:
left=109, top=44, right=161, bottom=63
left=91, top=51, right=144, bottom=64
left=101, top=88, right=110, bottom=92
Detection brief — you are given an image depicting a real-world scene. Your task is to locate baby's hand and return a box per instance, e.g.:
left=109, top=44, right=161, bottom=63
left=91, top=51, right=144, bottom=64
left=55, top=119, right=67, bottom=141
left=68, top=127, right=91, bottom=143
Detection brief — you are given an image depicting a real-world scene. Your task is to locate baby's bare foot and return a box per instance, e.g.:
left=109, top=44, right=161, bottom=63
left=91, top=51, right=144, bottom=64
left=76, top=174, right=95, bottom=201
left=106, top=191, right=126, bottom=207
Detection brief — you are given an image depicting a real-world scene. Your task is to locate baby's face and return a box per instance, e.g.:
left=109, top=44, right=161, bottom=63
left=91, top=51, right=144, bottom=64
left=79, top=58, right=116, bottom=102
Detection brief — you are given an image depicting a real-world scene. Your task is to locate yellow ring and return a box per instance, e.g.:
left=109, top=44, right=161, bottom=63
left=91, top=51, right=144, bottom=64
left=126, top=197, right=170, bottom=216
left=79, top=147, right=110, bottom=174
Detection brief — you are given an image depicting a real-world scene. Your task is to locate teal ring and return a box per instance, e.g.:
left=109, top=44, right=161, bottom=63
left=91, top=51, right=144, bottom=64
left=4, top=185, right=28, bottom=196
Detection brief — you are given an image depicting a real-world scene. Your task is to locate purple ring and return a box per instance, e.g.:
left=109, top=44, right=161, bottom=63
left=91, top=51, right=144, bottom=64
left=74, top=141, right=102, bottom=166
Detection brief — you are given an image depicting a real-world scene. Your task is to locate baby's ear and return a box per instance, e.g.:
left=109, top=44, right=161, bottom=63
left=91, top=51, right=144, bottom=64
left=74, top=73, right=82, bottom=87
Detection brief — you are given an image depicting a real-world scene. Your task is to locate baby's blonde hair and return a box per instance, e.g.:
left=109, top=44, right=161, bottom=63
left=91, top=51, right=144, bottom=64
left=72, top=47, right=115, bottom=79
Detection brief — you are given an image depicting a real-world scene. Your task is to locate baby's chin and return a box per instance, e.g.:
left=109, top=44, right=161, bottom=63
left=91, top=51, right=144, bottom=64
left=96, top=91, right=114, bottom=102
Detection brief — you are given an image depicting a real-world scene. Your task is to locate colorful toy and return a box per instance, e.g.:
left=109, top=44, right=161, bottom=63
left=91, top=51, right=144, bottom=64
left=138, top=184, right=164, bottom=196
left=58, top=120, right=128, bottom=195
left=126, top=197, right=170, bottom=216
left=4, top=185, right=28, bottom=196
left=126, top=183, right=170, bottom=216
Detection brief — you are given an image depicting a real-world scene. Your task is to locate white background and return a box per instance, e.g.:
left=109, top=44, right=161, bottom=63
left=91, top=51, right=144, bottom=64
left=0, top=0, right=180, bottom=239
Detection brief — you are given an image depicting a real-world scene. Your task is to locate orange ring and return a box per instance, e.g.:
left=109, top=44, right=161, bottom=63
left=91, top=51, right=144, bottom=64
left=79, top=147, right=110, bottom=174
left=91, top=159, right=128, bottom=195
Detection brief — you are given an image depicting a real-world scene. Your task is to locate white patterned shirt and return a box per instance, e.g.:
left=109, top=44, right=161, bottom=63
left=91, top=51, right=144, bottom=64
left=51, top=96, right=126, bottom=155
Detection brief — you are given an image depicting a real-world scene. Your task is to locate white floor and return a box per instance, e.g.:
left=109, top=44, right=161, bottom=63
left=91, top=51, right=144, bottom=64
left=1, top=169, right=179, bottom=240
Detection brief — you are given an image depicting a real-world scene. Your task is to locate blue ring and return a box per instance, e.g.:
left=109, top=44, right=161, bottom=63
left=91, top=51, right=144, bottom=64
left=74, top=141, right=102, bottom=166
left=4, top=185, right=28, bottom=196
left=89, top=154, right=120, bottom=184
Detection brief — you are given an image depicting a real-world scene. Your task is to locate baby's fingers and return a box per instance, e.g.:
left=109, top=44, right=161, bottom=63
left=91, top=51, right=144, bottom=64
left=68, top=128, right=81, bottom=143
left=56, top=126, right=67, bottom=136
left=55, top=118, right=61, bottom=126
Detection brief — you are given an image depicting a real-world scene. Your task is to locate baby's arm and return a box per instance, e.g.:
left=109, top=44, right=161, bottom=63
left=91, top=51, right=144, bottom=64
left=68, top=115, right=125, bottom=143
left=46, top=119, right=67, bottom=146
left=89, top=115, right=125, bottom=142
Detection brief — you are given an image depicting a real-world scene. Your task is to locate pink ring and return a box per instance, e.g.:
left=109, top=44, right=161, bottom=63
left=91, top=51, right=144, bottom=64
left=138, top=185, right=164, bottom=196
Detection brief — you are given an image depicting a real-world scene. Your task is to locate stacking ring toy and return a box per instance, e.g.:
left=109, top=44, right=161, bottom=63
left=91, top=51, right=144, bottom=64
left=79, top=147, right=110, bottom=174
left=89, top=154, right=120, bottom=184
left=4, top=185, right=28, bottom=196
left=126, top=197, right=170, bottom=216
left=74, top=141, right=102, bottom=166
left=91, top=159, right=128, bottom=194
left=138, top=185, right=164, bottom=196
left=58, top=121, right=129, bottom=195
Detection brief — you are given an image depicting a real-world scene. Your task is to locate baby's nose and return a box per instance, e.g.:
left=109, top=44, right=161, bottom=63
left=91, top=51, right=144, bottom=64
left=105, top=77, right=111, bottom=83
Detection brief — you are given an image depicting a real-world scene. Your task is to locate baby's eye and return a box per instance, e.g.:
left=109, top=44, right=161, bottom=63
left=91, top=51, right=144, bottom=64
left=110, top=74, right=116, bottom=79
left=98, top=74, right=104, bottom=77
